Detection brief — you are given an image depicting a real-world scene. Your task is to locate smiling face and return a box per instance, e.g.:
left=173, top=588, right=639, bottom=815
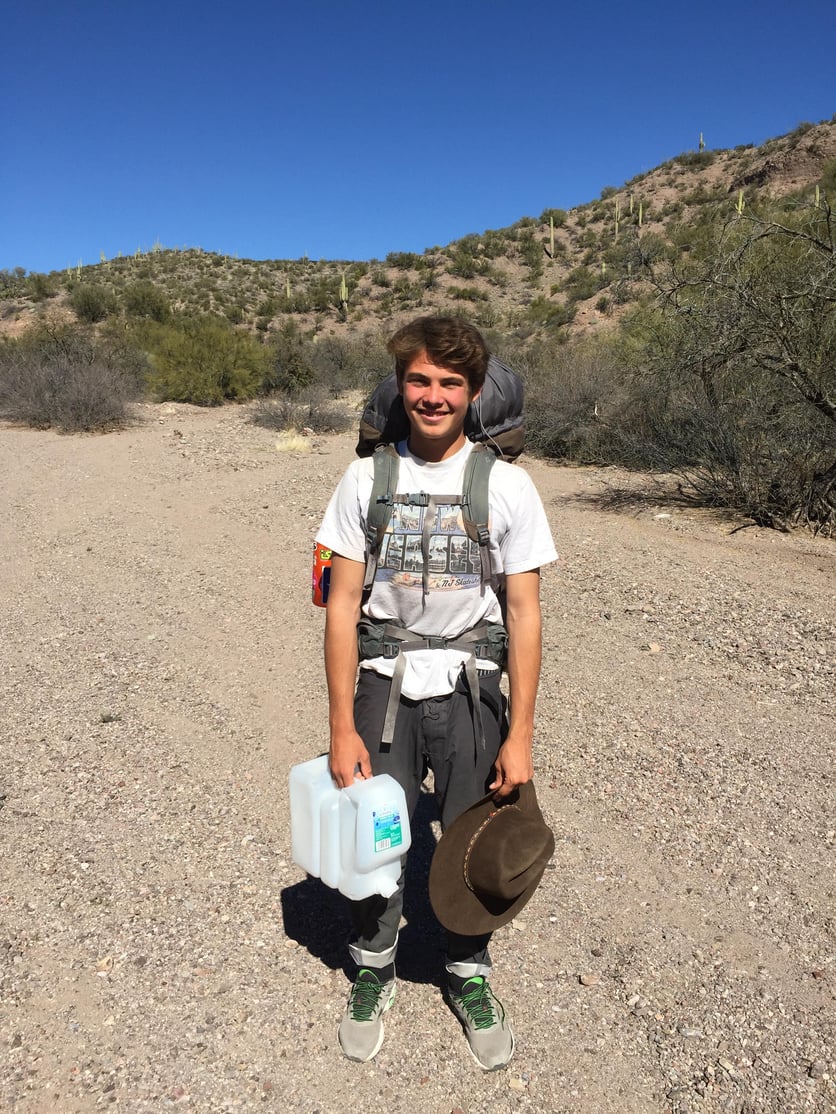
left=398, top=351, right=481, bottom=461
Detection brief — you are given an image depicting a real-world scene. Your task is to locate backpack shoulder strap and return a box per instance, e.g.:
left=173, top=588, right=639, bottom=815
left=363, top=444, right=400, bottom=591
left=461, top=442, right=498, bottom=588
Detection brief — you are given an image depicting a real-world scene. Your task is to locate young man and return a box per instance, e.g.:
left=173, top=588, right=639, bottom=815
left=316, top=317, right=557, bottom=1069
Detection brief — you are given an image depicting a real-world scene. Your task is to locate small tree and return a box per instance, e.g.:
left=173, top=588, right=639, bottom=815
left=626, top=198, right=835, bottom=530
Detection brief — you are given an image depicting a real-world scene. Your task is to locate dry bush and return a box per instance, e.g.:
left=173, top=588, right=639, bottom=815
left=514, top=336, right=630, bottom=462
left=251, top=387, right=354, bottom=435
left=0, top=322, right=145, bottom=432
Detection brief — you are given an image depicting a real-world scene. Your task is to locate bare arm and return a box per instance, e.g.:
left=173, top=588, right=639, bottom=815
left=323, top=554, right=371, bottom=787
left=490, top=569, right=543, bottom=799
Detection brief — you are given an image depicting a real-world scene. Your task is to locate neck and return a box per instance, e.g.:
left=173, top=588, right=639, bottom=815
left=407, top=430, right=468, bottom=462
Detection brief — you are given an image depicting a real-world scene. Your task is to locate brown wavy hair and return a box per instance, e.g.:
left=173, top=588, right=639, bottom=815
left=387, top=317, right=489, bottom=396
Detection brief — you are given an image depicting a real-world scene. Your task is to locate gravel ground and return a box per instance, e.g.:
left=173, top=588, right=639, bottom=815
left=1, top=402, right=833, bottom=1114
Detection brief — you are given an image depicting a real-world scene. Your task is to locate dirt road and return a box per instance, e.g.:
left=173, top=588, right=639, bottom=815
left=1, top=403, right=833, bottom=1113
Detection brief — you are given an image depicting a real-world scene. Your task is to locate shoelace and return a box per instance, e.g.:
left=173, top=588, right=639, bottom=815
left=455, top=978, right=497, bottom=1030
left=349, top=971, right=387, bottom=1021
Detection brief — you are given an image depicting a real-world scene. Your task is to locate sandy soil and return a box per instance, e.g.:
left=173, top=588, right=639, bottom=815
left=1, top=402, right=833, bottom=1114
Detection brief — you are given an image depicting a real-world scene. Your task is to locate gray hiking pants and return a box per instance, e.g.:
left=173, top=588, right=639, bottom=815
left=348, top=665, right=506, bottom=980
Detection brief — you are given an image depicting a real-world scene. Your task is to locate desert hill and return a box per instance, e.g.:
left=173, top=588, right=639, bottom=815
left=2, top=117, right=834, bottom=346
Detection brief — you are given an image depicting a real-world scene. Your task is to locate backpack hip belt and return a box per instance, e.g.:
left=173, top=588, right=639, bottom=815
left=357, top=618, right=507, bottom=749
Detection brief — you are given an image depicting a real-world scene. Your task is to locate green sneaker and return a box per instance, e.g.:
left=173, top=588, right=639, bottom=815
left=448, top=976, right=515, bottom=1071
left=338, top=968, right=396, bottom=1062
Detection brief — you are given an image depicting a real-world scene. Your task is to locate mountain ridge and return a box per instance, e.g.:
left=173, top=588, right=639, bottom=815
left=2, top=116, right=834, bottom=346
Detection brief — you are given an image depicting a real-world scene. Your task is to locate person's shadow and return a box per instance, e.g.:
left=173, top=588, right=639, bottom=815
left=280, top=787, right=444, bottom=985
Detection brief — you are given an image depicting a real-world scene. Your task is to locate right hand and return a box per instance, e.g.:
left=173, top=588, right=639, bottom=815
left=329, top=728, right=372, bottom=788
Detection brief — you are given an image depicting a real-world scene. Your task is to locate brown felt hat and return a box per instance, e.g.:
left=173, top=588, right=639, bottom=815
left=429, top=781, right=555, bottom=934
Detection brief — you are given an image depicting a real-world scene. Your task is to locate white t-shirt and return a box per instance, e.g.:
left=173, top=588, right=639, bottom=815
left=317, top=439, right=557, bottom=699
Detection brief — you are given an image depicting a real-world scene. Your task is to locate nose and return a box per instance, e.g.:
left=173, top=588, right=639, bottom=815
left=424, top=381, right=443, bottom=406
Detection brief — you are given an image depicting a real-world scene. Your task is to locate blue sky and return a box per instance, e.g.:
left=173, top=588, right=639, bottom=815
left=3, top=0, right=833, bottom=275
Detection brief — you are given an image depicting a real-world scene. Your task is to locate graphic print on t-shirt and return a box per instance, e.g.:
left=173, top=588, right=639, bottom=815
left=378, top=501, right=481, bottom=592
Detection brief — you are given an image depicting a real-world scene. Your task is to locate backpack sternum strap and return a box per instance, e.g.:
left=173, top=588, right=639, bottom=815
left=363, top=441, right=498, bottom=595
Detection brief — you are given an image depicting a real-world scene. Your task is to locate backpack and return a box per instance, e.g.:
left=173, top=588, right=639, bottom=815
left=356, top=354, right=525, bottom=461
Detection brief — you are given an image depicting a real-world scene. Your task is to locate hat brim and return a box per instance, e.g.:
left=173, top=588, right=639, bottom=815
left=429, top=782, right=554, bottom=935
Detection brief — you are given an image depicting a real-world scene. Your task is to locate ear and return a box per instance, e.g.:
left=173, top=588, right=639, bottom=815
left=470, top=385, right=483, bottom=403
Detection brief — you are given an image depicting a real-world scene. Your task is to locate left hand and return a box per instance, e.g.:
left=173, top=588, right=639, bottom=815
left=489, top=737, right=534, bottom=800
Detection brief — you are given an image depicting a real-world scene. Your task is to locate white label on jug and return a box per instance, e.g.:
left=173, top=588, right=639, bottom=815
left=373, top=808, right=403, bottom=854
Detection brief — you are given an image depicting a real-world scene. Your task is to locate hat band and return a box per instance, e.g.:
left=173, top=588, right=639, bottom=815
left=462, top=804, right=529, bottom=897
left=461, top=809, right=498, bottom=893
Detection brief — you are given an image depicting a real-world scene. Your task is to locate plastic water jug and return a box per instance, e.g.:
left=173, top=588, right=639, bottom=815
left=289, top=754, right=411, bottom=900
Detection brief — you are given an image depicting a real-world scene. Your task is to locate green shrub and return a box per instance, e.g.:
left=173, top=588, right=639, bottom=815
left=266, top=321, right=315, bottom=394
left=448, top=285, right=488, bottom=302
left=481, top=230, right=511, bottom=259
left=540, top=208, right=567, bottom=228
left=564, top=264, right=607, bottom=304
left=819, top=158, right=836, bottom=200
left=27, top=273, right=59, bottom=302
left=674, top=150, right=716, bottom=168
left=0, top=267, right=27, bottom=298
left=524, top=297, right=576, bottom=329
left=392, top=277, right=424, bottom=307
left=257, top=294, right=279, bottom=317
left=70, top=284, right=117, bottom=323
left=0, top=321, right=145, bottom=431
left=145, top=317, right=268, bottom=404
left=448, top=250, right=477, bottom=279
left=124, top=280, right=171, bottom=322
left=386, top=251, right=422, bottom=270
